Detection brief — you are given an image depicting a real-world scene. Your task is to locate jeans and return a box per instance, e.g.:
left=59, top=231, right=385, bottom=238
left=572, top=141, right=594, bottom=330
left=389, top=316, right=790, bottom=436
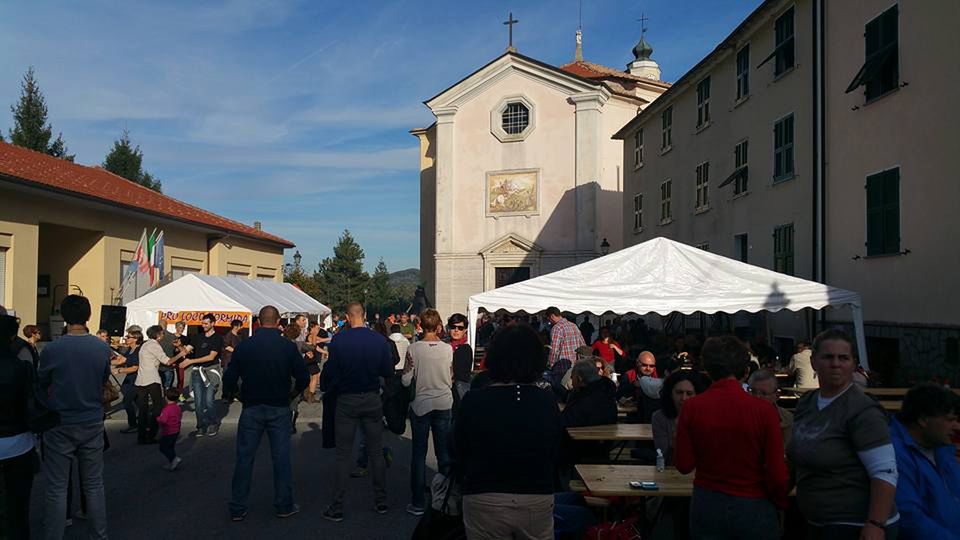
left=136, top=383, right=163, bottom=442
left=190, top=368, right=218, bottom=430
left=160, top=369, right=174, bottom=389
left=0, top=448, right=35, bottom=540
left=159, top=433, right=178, bottom=462
left=553, top=492, right=597, bottom=538
left=330, top=392, right=386, bottom=512
left=121, top=382, right=138, bottom=428
left=689, top=487, right=778, bottom=540
left=42, top=422, right=108, bottom=540
left=229, top=405, right=295, bottom=516
left=409, top=408, right=452, bottom=508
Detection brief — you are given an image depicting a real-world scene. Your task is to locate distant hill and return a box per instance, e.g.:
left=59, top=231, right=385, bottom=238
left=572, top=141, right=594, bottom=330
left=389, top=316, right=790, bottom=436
left=389, top=268, right=420, bottom=287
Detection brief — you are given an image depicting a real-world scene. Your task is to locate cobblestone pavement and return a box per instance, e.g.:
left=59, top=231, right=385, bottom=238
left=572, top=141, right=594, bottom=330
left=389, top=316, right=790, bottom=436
left=30, top=401, right=426, bottom=540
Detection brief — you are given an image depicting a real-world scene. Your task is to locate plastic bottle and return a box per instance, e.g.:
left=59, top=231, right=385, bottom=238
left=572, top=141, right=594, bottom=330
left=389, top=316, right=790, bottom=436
left=655, top=448, right=665, bottom=472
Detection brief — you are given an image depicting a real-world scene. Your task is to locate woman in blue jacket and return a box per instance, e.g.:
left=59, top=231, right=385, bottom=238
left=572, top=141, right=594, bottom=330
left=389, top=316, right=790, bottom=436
left=890, top=382, right=960, bottom=539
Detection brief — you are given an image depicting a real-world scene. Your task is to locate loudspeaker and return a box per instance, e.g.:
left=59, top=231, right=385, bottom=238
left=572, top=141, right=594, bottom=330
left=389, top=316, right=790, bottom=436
left=99, top=305, right=127, bottom=337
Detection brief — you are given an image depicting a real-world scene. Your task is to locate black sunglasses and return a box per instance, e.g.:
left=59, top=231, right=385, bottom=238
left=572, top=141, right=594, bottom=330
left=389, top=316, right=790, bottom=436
left=450, top=325, right=466, bottom=330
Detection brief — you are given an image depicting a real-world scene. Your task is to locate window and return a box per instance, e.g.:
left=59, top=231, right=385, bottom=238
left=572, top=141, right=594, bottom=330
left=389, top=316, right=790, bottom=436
left=257, top=274, right=275, bottom=281
left=170, top=267, right=198, bottom=280
left=734, top=140, right=749, bottom=194
left=633, top=129, right=644, bottom=168
left=696, top=242, right=710, bottom=251
left=227, top=271, right=248, bottom=278
left=695, top=162, right=710, bottom=211
left=735, top=233, right=749, bottom=263
left=736, top=45, right=750, bottom=100
left=773, top=223, right=795, bottom=275
left=661, top=107, right=673, bottom=150
left=696, top=77, right=711, bottom=127
left=659, top=180, right=672, bottom=223
left=758, top=7, right=795, bottom=77
left=866, top=167, right=900, bottom=256
left=846, top=5, right=899, bottom=100
left=773, top=114, right=794, bottom=181
left=501, top=102, right=530, bottom=135
left=633, top=193, right=643, bottom=231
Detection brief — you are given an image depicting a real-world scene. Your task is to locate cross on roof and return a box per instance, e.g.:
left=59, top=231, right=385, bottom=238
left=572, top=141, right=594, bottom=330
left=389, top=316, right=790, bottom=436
left=503, top=12, right=519, bottom=52
left=637, top=12, right=649, bottom=38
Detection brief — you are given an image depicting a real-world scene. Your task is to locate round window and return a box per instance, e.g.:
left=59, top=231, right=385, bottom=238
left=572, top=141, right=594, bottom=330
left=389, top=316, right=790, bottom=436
left=501, top=102, right=530, bottom=135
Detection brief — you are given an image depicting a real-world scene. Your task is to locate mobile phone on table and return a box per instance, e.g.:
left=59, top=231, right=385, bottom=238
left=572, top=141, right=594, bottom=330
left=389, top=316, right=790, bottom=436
left=628, top=481, right=643, bottom=489
left=641, top=482, right=659, bottom=490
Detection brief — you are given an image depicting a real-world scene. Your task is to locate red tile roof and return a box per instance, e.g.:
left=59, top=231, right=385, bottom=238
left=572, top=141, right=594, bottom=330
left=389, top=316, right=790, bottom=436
left=560, top=60, right=672, bottom=88
left=0, top=141, right=294, bottom=248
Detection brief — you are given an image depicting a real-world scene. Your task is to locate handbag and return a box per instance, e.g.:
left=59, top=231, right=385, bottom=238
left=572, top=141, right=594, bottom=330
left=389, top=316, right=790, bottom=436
left=102, top=379, right=120, bottom=406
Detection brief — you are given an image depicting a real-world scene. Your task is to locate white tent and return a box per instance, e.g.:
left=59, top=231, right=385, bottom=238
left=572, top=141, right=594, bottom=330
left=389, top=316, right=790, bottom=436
left=125, top=274, right=330, bottom=331
left=468, top=237, right=870, bottom=370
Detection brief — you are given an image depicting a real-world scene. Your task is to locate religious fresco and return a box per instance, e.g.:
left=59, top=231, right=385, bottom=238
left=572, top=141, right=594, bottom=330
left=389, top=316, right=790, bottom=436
left=486, top=170, right=539, bottom=216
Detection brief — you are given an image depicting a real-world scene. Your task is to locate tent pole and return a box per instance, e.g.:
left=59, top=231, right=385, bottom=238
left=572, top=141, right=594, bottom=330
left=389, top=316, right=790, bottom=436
left=468, top=305, right=479, bottom=353
left=851, top=305, right=870, bottom=372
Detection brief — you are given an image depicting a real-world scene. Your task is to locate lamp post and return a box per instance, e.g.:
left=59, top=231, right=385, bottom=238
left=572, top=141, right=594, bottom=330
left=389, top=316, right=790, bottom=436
left=600, top=238, right=610, bottom=256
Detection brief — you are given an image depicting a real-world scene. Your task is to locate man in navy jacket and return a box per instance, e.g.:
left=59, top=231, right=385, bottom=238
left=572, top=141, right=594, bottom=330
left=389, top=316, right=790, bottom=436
left=224, top=305, right=308, bottom=522
left=890, top=383, right=960, bottom=539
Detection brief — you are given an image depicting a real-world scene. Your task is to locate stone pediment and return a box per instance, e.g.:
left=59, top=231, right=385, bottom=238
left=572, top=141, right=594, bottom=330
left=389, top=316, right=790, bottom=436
left=479, top=234, right=543, bottom=257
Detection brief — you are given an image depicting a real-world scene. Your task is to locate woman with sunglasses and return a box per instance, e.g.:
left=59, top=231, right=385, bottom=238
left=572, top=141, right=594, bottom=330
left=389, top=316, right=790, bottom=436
left=447, top=313, right=473, bottom=402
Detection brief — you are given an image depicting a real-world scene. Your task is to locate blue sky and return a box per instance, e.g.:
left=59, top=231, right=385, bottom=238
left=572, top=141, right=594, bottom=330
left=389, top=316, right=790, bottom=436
left=0, top=0, right=760, bottom=273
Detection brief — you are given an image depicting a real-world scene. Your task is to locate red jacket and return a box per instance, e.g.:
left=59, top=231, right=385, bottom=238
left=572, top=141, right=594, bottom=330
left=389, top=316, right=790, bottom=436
left=674, top=378, right=789, bottom=508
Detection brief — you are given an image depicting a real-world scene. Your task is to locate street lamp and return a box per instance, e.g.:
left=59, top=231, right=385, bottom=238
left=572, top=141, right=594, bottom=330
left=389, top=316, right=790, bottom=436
left=293, top=250, right=302, bottom=270
left=600, top=238, right=610, bottom=256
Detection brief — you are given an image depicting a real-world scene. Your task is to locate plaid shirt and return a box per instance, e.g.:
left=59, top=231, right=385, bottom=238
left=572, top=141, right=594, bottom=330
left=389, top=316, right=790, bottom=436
left=549, top=318, right=586, bottom=367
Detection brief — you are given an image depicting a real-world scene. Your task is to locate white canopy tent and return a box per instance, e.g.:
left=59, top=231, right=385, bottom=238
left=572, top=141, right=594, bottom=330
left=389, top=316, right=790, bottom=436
left=125, top=274, right=331, bottom=331
left=468, top=237, right=869, bottom=370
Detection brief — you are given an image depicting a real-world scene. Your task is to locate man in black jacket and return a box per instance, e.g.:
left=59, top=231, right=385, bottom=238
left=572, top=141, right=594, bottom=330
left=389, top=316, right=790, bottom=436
left=561, top=360, right=618, bottom=465
left=223, top=305, right=309, bottom=522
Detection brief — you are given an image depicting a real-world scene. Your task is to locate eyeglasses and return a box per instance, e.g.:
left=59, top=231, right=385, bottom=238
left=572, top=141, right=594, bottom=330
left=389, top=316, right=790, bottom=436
left=450, top=325, right=466, bottom=331
left=640, top=363, right=657, bottom=368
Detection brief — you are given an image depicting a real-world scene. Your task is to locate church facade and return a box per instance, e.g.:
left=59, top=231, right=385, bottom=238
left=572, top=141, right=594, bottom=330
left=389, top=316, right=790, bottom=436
left=414, top=38, right=669, bottom=317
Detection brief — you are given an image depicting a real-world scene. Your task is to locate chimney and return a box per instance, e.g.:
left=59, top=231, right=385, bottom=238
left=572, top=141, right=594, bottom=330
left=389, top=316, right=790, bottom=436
left=253, top=221, right=262, bottom=231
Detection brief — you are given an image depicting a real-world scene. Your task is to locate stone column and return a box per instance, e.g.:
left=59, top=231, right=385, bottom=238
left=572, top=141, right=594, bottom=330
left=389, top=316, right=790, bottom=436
left=570, top=91, right=608, bottom=254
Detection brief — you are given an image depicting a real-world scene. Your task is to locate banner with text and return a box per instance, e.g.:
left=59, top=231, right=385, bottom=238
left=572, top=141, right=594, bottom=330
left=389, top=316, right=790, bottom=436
left=159, top=311, right=250, bottom=328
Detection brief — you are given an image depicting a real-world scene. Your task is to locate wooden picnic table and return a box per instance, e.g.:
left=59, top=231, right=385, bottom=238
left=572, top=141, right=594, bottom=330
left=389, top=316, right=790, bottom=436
left=575, top=464, right=692, bottom=497
left=557, top=402, right=638, bottom=417
left=879, top=400, right=901, bottom=411
left=566, top=423, right=653, bottom=441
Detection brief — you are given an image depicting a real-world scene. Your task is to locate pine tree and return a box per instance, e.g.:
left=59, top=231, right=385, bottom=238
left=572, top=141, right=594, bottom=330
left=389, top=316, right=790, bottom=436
left=103, top=129, right=162, bottom=192
left=8, top=67, right=73, bottom=161
left=316, top=230, right=370, bottom=313
left=284, top=264, right=321, bottom=299
left=366, top=258, right=393, bottom=317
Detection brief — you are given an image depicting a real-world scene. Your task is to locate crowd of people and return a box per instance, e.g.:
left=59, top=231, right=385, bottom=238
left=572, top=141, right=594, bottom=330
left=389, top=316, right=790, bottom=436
left=1, top=297, right=958, bottom=540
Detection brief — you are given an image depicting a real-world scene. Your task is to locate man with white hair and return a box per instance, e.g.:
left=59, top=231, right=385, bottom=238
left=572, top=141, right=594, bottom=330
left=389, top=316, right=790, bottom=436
left=748, top=368, right=794, bottom=448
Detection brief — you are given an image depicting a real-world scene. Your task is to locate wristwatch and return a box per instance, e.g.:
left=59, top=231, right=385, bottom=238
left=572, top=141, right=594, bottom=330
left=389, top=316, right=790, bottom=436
left=866, top=519, right=886, bottom=530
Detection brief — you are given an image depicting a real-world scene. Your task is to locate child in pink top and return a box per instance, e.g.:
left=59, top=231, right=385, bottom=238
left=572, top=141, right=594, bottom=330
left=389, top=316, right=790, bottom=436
left=157, top=388, right=183, bottom=471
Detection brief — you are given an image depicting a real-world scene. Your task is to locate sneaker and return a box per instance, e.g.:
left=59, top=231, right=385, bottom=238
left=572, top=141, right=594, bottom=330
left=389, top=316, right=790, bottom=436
left=405, top=504, right=425, bottom=516
left=374, top=503, right=388, bottom=515
left=193, top=429, right=206, bottom=438
left=276, top=504, right=300, bottom=519
left=383, top=447, right=393, bottom=468
left=349, top=467, right=368, bottom=478
left=321, top=507, right=344, bottom=523
left=206, top=426, right=219, bottom=437
left=167, top=457, right=182, bottom=471
left=231, top=511, right=248, bottom=522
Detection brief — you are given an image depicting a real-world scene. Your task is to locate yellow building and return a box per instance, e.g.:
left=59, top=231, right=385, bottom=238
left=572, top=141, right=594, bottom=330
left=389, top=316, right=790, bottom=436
left=0, top=141, right=293, bottom=335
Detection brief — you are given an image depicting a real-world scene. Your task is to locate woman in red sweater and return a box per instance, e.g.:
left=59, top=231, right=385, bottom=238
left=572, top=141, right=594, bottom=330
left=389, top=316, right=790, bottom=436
left=674, top=336, right=788, bottom=540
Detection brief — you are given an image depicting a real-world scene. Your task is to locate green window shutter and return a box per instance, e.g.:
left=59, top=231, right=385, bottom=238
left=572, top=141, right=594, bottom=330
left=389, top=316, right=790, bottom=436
left=866, top=173, right=883, bottom=256
left=882, top=168, right=900, bottom=254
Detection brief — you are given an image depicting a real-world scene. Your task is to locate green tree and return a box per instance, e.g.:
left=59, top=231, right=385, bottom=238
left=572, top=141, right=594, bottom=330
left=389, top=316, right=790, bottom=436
left=8, top=67, right=74, bottom=161
left=103, top=129, right=162, bottom=192
left=315, top=230, right=370, bottom=313
left=366, top=258, right=393, bottom=317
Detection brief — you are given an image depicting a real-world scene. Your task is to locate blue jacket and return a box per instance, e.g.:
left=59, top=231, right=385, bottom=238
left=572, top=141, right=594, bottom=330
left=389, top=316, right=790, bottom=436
left=889, top=416, right=960, bottom=540
left=222, top=328, right=308, bottom=408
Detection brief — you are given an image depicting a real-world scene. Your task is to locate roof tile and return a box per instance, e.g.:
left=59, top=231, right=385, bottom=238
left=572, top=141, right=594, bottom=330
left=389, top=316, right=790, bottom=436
left=0, top=141, right=293, bottom=247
